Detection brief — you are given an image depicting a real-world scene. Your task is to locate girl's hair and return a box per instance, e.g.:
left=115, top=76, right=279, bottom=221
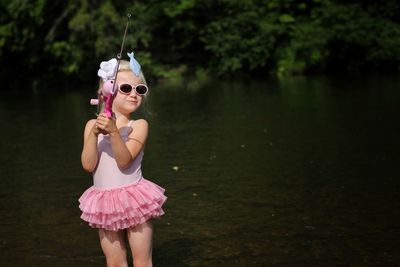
left=117, top=60, right=147, bottom=85
left=97, top=60, right=147, bottom=90
left=96, top=59, right=150, bottom=116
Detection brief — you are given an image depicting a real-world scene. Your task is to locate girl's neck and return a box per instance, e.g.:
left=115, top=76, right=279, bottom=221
left=114, top=112, right=131, bottom=127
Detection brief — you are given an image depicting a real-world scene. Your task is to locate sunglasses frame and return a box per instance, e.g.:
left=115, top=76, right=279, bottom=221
left=118, top=83, right=148, bottom=96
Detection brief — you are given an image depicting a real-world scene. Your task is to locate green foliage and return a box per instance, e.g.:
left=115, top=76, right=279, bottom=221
left=0, top=0, right=45, bottom=54
left=1, top=0, right=400, bottom=83
left=200, top=4, right=279, bottom=75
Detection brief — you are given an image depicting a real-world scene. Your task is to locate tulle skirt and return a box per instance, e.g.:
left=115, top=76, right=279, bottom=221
left=79, top=178, right=166, bottom=231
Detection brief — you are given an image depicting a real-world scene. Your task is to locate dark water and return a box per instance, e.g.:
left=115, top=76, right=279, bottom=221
left=0, top=75, right=399, bottom=266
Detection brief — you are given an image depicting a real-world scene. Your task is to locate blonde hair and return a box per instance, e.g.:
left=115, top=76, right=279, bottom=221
left=117, top=60, right=147, bottom=85
left=98, top=60, right=147, bottom=89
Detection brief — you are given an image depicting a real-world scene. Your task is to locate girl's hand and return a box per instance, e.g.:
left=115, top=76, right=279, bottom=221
left=94, top=113, right=118, bottom=135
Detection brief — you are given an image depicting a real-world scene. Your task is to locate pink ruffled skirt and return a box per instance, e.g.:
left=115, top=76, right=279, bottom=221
left=79, top=178, right=167, bottom=231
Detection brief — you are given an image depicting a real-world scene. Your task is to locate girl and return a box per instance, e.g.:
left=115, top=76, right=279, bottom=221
left=79, top=54, right=166, bottom=267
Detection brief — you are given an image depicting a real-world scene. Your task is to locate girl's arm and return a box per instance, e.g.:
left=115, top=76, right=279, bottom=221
left=81, top=119, right=100, bottom=172
left=109, top=119, right=148, bottom=170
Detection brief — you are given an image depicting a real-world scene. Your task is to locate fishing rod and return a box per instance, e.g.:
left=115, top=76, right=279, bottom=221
left=90, top=14, right=131, bottom=118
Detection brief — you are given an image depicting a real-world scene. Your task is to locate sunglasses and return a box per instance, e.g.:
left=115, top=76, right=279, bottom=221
left=118, top=83, right=148, bottom=96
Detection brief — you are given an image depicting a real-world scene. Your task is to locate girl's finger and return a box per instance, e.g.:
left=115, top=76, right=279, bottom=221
left=97, top=113, right=107, bottom=120
left=97, top=116, right=108, bottom=124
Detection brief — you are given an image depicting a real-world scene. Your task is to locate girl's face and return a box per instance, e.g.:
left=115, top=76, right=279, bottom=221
left=112, top=71, right=144, bottom=115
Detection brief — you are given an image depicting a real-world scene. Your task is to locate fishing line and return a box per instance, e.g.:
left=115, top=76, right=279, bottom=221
left=112, top=13, right=131, bottom=94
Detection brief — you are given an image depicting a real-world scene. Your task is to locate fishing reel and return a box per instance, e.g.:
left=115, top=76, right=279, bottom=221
left=90, top=79, right=118, bottom=118
left=90, top=79, right=117, bottom=105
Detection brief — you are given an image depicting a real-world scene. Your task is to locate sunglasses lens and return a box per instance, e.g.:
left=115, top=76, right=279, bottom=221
left=119, top=84, right=132, bottom=93
left=135, top=85, right=148, bottom=95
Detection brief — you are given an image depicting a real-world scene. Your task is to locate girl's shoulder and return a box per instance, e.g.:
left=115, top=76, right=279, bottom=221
left=83, top=119, right=96, bottom=138
left=86, top=119, right=97, bottom=125
left=128, top=119, right=149, bottom=137
left=84, top=119, right=97, bottom=129
left=131, top=119, right=148, bottom=128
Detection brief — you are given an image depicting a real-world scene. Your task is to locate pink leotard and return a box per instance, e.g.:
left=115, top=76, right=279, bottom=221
left=93, top=120, right=143, bottom=189
left=79, top=120, right=166, bottom=231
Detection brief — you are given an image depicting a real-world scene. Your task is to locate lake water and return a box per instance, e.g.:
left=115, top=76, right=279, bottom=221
left=0, top=75, right=399, bottom=266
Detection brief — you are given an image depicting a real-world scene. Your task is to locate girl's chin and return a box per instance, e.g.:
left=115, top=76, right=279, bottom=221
left=125, top=105, right=140, bottom=113
left=114, top=107, right=138, bottom=115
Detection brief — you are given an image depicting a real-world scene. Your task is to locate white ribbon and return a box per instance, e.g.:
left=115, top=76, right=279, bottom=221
left=97, top=58, right=118, bottom=82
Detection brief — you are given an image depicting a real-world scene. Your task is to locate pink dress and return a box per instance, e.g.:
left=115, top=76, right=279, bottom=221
left=79, top=121, right=166, bottom=231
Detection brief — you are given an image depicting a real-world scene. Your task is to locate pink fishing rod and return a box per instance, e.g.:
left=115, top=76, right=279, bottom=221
left=90, top=14, right=131, bottom=118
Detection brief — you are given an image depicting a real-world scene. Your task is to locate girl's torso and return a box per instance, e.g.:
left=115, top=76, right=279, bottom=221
left=93, top=120, right=144, bottom=189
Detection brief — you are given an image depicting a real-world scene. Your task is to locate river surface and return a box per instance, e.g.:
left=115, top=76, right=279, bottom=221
left=0, top=75, right=399, bottom=266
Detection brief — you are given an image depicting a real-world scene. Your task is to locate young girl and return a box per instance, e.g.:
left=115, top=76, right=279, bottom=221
left=79, top=53, right=166, bottom=267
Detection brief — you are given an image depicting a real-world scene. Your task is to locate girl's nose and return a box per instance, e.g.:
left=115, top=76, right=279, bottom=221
left=130, top=89, right=138, bottom=97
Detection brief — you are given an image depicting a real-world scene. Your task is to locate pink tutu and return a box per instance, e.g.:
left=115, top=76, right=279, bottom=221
left=79, top=178, right=167, bottom=231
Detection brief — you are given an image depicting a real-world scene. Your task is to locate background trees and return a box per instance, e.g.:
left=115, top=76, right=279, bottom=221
left=1, top=0, right=400, bottom=83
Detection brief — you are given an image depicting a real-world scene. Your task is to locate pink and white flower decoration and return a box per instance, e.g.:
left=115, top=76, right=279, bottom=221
left=97, top=58, right=118, bottom=82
